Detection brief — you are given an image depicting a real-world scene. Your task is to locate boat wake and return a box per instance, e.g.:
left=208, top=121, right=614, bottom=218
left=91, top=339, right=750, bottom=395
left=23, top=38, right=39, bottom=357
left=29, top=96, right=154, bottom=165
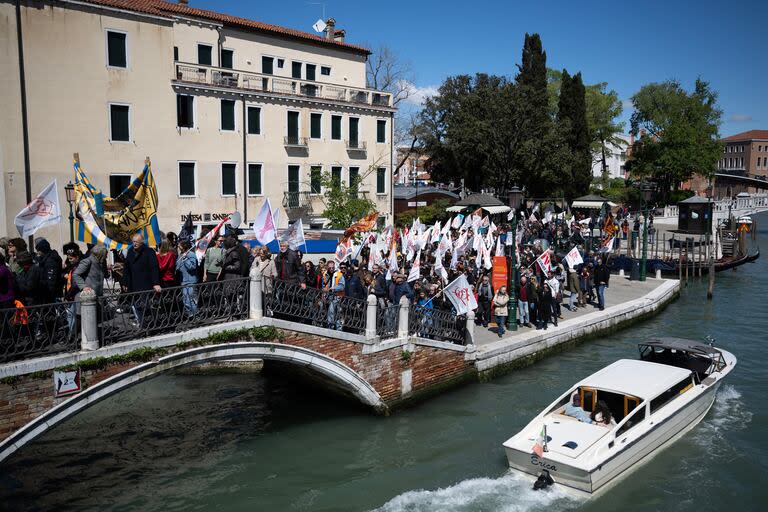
left=372, top=471, right=582, bottom=512
left=691, top=384, right=752, bottom=455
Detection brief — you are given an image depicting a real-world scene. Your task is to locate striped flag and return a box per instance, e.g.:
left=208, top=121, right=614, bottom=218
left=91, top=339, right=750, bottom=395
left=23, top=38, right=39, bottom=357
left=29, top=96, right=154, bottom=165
left=532, top=424, right=547, bottom=457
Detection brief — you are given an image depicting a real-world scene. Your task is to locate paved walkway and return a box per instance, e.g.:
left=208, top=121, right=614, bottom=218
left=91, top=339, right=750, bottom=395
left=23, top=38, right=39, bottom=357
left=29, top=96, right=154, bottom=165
left=473, top=276, right=667, bottom=349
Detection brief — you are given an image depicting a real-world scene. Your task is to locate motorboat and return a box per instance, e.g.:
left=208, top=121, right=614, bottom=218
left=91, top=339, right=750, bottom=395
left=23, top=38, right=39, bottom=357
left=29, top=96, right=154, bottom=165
left=502, top=337, right=736, bottom=495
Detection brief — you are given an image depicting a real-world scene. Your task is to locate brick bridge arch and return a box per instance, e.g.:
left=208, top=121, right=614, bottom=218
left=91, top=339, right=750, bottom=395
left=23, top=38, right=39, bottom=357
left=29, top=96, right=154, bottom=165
left=0, top=342, right=385, bottom=463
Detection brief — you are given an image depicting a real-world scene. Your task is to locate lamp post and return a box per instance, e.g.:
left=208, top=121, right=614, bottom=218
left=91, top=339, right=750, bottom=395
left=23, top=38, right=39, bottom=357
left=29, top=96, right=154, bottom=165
left=64, top=181, right=75, bottom=243
left=506, top=186, right=523, bottom=330
left=639, top=182, right=654, bottom=281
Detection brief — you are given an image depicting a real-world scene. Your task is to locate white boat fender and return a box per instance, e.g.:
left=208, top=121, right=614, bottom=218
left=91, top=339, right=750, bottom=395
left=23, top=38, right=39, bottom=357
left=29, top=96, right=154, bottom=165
left=533, top=469, right=555, bottom=490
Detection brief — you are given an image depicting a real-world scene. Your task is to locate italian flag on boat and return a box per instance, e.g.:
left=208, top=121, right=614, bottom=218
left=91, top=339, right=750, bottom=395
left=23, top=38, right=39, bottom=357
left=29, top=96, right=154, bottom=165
left=532, top=424, right=548, bottom=457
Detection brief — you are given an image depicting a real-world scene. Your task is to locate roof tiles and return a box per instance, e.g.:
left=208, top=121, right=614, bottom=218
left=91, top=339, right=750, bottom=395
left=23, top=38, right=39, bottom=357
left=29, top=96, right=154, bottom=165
left=723, top=130, right=768, bottom=141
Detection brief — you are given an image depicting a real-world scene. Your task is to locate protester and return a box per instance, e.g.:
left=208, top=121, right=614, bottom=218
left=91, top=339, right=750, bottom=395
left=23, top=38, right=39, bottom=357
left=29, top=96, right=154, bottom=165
left=274, top=240, right=305, bottom=287
left=476, top=274, right=493, bottom=328
left=157, top=240, right=177, bottom=288
left=203, top=235, right=225, bottom=282
left=594, top=256, right=611, bottom=311
left=176, top=240, right=198, bottom=316
left=219, top=237, right=244, bottom=280
left=34, top=238, right=63, bottom=303
left=0, top=253, right=14, bottom=310
left=492, top=285, right=509, bottom=337
left=6, top=238, right=27, bottom=274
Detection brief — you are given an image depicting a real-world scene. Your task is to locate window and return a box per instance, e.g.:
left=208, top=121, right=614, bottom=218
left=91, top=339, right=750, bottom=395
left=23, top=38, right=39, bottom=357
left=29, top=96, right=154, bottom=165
left=221, top=163, right=236, bottom=196
left=740, top=157, right=744, bottom=167
left=287, top=165, right=300, bottom=207
left=306, top=64, right=316, bottom=81
left=349, top=166, right=359, bottom=194
left=616, top=404, right=646, bottom=437
left=292, top=61, right=302, bottom=79
left=287, top=111, right=300, bottom=140
left=310, top=113, right=322, bottom=139
left=176, top=94, right=194, bottom=128
left=248, top=163, right=262, bottom=195
left=331, top=115, right=342, bottom=140
left=321, top=66, right=331, bottom=76
left=277, top=58, right=284, bottom=69
left=247, top=106, right=261, bottom=135
left=349, top=117, right=360, bottom=146
left=179, top=162, right=196, bottom=196
left=310, top=166, right=322, bottom=194
left=221, top=49, right=234, bottom=69
left=377, top=167, right=386, bottom=194
left=377, top=119, right=387, bottom=143
left=109, top=104, right=130, bottom=142
left=221, top=99, right=235, bottom=131
left=650, top=377, right=693, bottom=414
left=106, top=30, right=127, bottom=68
left=173, top=46, right=178, bottom=61
left=331, top=166, right=343, bottom=188
left=197, top=44, right=212, bottom=66
left=109, top=174, right=131, bottom=197
left=262, top=56, right=274, bottom=74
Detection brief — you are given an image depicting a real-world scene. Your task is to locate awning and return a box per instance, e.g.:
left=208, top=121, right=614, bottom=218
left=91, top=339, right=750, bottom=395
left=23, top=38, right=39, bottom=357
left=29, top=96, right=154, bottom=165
left=571, top=200, right=617, bottom=209
left=446, top=205, right=511, bottom=214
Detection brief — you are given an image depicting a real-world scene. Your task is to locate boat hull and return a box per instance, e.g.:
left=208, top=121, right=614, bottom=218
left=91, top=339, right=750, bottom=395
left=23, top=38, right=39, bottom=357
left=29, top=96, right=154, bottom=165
left=505, top=381, right=721, bottom=495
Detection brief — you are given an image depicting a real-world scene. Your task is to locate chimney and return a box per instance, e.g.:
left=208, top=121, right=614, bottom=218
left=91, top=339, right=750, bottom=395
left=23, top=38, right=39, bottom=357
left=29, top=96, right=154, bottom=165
left=324, top=18, right=336, bottom=40
left=333, top=29, right=346, bottom=43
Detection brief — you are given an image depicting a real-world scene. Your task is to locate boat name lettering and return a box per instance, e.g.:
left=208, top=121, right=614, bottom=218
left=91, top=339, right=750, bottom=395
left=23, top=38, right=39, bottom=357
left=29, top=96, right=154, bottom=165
left=530, top=455, right=557, bottom=472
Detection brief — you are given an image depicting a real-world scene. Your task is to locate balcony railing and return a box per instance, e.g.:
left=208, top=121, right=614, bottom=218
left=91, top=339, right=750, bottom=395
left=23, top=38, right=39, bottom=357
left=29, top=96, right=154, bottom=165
left=284, top=135, right=309, bottom=148
left=283, top=190, right=313, bottom=211
left=174, top=63, right=393, bottom=108
left=346, top=140, right=367, bottom=152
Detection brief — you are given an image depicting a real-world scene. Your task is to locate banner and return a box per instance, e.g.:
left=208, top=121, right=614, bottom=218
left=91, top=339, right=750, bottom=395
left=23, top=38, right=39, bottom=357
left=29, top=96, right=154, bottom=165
left=444, top=274, right=478, bottom=315
left=492, top=256, right=508, bottom=293
left=253, top=199, right=277, bottom=245
left=75, top=158, right=161, bottom=249
left=565, top=246, right=584, bottom=268
left=195, top=217, right=228, bottom=263
left=334, top=239, right=351, bottom=263
left=343, top=211, right=378, bottom=242
left=408, top=250, right=421, bottom=282
left=281, top=218, right=306, bottom=251
left=536, top=250, right=552, bottom=273
left=15, top=180, right=61, bottom=238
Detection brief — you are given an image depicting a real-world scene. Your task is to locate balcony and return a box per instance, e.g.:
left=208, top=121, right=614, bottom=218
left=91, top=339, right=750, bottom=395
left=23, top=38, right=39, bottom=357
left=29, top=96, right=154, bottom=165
left=284, top=136, right=309, bottom=148
left=174, top=62, right=393, bottom=109
left=283, top=191, right=314, bottom=211
left=346, top=140, right=367, bottom=153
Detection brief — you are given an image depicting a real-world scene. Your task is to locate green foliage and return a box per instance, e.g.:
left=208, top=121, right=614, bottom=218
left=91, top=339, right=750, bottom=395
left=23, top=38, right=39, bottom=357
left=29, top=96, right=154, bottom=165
left=319, top=170, right=377, bottom=229
left=400, top=349, right=412, bottom=364
left=395, top=199, right=451, bottom=227
left=557, top=71, right=592, bottom=200
left=627, top=79, right=723, bottom=202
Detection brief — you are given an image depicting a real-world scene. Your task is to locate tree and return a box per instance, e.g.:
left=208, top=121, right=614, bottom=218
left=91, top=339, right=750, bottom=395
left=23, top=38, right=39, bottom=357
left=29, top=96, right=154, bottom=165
left=627, top=79, right=723, bottom=202
left=320, top=169, right=376, bottom=229
left=557, top=71, right=592, bottom=199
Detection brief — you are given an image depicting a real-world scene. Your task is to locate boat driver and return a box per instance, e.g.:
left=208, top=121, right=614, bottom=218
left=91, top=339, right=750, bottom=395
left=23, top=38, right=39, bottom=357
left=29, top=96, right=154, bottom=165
left=564, top=392, right=594, bottom=424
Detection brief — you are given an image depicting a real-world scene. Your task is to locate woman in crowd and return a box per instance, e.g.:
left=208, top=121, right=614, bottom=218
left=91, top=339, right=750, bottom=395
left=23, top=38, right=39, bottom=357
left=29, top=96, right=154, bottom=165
left=539, top=282, right=553, bottom=330
left=176, top=240, right=198, bottom=316
left=253, top=247, right=276, bottom=294
left=528, top=276, right=540, bottom=328
left=304, top=260, right=320, bottom=288
left=219, top=237, right=243, bottom=280
left=156, top=240, right=177, bottom=288
left=492, top=285, right=509, bottom=338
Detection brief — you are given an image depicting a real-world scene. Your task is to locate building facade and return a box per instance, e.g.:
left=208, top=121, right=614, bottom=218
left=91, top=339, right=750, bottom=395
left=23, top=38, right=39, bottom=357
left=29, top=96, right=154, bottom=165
left=718, top=130, right=768, bottom=178
left=591, top=134, right=630, bottom=181
left=1, top=0, right=395, bottom=240
left=395, top=146, right=430, bottom=185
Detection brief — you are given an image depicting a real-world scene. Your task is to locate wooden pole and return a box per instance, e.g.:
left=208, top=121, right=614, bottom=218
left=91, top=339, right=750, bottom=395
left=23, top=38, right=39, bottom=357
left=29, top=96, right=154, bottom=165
left=707, top=231, right=715, bottom=300
left=698, top=235, right=703, bottom=278
left=678, top=237, right=683, bottom=284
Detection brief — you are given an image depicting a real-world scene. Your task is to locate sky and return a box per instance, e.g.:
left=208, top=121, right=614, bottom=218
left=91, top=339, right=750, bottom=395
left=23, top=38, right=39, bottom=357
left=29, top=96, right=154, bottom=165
left=195, top=0, right=767, bottom=136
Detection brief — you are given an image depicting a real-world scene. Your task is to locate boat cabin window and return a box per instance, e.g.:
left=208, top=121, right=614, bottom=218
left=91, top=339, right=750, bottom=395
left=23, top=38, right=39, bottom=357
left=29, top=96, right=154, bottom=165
left=650, top=376, right=694, bottom=414
left=616, top=403, right=646, bottom=437
left=624, top=395, right=641, bottom=417
left=580, top=387, right=597, bottom=413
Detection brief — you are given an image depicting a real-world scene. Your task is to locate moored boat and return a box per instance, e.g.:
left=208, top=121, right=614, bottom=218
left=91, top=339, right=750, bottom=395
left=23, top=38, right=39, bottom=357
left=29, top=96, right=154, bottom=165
left=502, top=337, right=736, bottom=496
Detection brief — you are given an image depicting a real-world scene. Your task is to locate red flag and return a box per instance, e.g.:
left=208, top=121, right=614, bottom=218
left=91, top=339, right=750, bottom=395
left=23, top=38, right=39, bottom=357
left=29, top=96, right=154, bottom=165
left=342, top=211, right=378, bottom=242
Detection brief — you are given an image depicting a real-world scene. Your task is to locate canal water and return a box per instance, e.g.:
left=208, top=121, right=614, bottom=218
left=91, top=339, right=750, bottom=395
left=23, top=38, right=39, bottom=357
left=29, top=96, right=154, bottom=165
left=1, top=216, right=766, bottom=511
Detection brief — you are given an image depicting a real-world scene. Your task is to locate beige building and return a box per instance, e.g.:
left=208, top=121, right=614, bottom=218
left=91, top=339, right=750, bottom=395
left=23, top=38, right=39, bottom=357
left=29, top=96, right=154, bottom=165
left=1, top=0, right=395, bottom=242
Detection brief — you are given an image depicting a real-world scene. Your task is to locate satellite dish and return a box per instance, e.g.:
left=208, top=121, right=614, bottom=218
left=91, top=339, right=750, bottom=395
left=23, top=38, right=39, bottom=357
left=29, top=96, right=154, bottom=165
left=228, top=211, right=242, bottom=229
left=312, top=18, right=326, bottom=33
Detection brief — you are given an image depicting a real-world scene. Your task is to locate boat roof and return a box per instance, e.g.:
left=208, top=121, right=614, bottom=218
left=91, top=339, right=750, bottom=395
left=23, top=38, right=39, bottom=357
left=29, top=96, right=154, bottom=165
left=639, top=337, right=722, bottom=357
left=577, top=359, right=691, bottom=400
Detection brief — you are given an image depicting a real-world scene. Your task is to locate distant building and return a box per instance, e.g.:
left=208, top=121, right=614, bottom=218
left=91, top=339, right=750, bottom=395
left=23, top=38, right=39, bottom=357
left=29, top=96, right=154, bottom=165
left=591, top=134, right=631, bottom=180
left=393, top=185, right=459, bottom=215
left=395, top=147, right=430, bottom=185
left=718, top=130, right=768, bottom=178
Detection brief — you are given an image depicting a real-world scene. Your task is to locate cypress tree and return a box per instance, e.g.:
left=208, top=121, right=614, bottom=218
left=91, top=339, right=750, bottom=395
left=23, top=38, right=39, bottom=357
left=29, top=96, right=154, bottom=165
left=557, top=70, right=592, bottom=199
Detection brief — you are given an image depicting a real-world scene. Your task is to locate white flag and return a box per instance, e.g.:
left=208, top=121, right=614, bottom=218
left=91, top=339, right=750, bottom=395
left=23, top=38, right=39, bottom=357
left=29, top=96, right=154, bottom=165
left=451, top=214, right=464, bottom=229
left=408, top=250, right=421, bottom=282
left=599, top=237, right=615, bottom=254
left=388, top=245, right=399, bottom=272
left=461, top=214, right=472, bottom=231
left=496, top=235, right=502, bottom=256
left=440, top=220, right=451, bottom=236
left=536, top=250, right=552, bottom=273
left=565, top=246, right=584, bottom=268
left=253, top=199, right=277, bottom=245
left=482, top=242, right=493, bottom=270
left=433, top=249, right=448, bottom=283
left=280, top=218, right=306, bottom=251
left=14, top=180, right=61, bottom=238
left=430, top=221, right=441, bottom=243
left=444, top=274, right=478, bottom=315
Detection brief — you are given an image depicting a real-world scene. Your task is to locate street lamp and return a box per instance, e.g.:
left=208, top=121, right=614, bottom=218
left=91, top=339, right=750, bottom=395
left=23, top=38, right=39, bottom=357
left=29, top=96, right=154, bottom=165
left=639, top=182, right=654, bottom=281
left=64, top=181, right=75, bottom=243
left=506, top=186, right=523, bottom=330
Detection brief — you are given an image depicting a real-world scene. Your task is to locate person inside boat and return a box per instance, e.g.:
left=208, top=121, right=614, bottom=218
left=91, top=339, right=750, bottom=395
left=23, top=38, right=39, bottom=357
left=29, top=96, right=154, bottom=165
left=564, top=392, right=594, bottom=424
left=590, top=400, right=616, bottom=427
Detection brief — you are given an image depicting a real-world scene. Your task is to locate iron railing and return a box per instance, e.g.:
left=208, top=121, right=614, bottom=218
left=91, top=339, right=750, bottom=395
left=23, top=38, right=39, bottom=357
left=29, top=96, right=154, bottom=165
left=376, top=303, right=400, bottom=339
left=174, top=63, right=392, bottom=108
left=282, top=190, right=314, bottom=211
left=408, top=304, right=466, bottom=345
left=0, top=301, right=80, bottom=363
left=264, top=278, right=367, bottom=334
left=346, top=140, right=367, bottom=151
left=284, top=135, right=309, bottom=148
left=97, top=278, right=249, bottom=346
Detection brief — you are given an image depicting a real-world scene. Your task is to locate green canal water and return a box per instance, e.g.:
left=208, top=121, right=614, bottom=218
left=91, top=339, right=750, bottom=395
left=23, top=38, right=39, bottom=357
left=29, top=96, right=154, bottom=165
left=1, top=216, right=766, bottom=511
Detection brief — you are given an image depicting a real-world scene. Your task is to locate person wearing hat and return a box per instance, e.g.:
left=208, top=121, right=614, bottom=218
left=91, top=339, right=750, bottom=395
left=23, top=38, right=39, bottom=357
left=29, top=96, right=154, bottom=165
left=13, top=251, right=44, bottom=306
left=564, top=391, right=594, bottom=424
left=388, top=272, right=413, bottom=306
left=34, top=238, right=63, bottom=303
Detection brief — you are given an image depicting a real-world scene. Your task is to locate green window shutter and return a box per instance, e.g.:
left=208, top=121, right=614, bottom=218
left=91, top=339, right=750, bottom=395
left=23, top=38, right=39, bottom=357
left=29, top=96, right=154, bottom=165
left=177, top=95, right=194, bottom=128
left=221, top=49, right=234, bottom=69
left=311, top=113, right=322, bottom=139
left=222, top=164, right=236, bottom=195
left=107, top=31, right=126, bottom=68
left=377, top=120, right=386, bottom=143
left=247, top=106, right=261, bottom=134
left=331, top=115, right=342, bottom=140
left=179, top=163, right=196, bottom=196
left=110, top=105, right=129, bottom=141
left=349, top=117, right=359, bottom=145
left=248, top=164, right=262, bottom=195
left=287, top=111, right=299, bottom=139
left=310, top=166, right=322, bottom=194
left=221, top=100, right=235, bottom=130
left=377, top=168, right=386, bottom=194
left=262, top=56, right=273, bottom=74
left=197, top=44, right=212, bottom=65
left=292, top=61, right=302, bottom=79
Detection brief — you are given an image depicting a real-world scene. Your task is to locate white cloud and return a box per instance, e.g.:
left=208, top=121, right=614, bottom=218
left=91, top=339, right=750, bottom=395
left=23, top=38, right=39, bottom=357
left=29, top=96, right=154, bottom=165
left=728, top=113, right=753, bottom=122
left=398, top=80, right=439, bottom=106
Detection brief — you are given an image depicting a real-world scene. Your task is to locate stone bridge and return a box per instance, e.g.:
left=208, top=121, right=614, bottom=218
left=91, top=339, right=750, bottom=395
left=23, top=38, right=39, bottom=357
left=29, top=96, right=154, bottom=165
left=0, top=272, right=477, bottom=463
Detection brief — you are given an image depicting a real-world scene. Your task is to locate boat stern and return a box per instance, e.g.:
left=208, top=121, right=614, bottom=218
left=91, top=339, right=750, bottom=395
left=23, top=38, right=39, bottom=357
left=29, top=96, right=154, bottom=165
left=503, top=441, right=593, bottom=494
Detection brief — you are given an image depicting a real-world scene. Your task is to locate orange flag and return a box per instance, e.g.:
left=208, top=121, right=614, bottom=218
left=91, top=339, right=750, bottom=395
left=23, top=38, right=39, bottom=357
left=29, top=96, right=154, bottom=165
left=342, top=211, right=379, bottom=242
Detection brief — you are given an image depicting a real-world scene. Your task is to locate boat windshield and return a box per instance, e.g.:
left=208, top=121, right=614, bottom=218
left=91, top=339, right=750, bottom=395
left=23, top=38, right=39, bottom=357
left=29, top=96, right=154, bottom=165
left=639, top=339, right=725, bottom=381
left=547, top=387, right=641, bottom=425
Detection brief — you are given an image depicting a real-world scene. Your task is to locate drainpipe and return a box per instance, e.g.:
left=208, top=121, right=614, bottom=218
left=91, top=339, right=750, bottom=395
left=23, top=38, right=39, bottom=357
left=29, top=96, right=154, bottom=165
left=216, top=26, right=223, bottom=66
left=242, top=94, right=247, bottom=223
left=16, top=0, right=33, bottom=248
